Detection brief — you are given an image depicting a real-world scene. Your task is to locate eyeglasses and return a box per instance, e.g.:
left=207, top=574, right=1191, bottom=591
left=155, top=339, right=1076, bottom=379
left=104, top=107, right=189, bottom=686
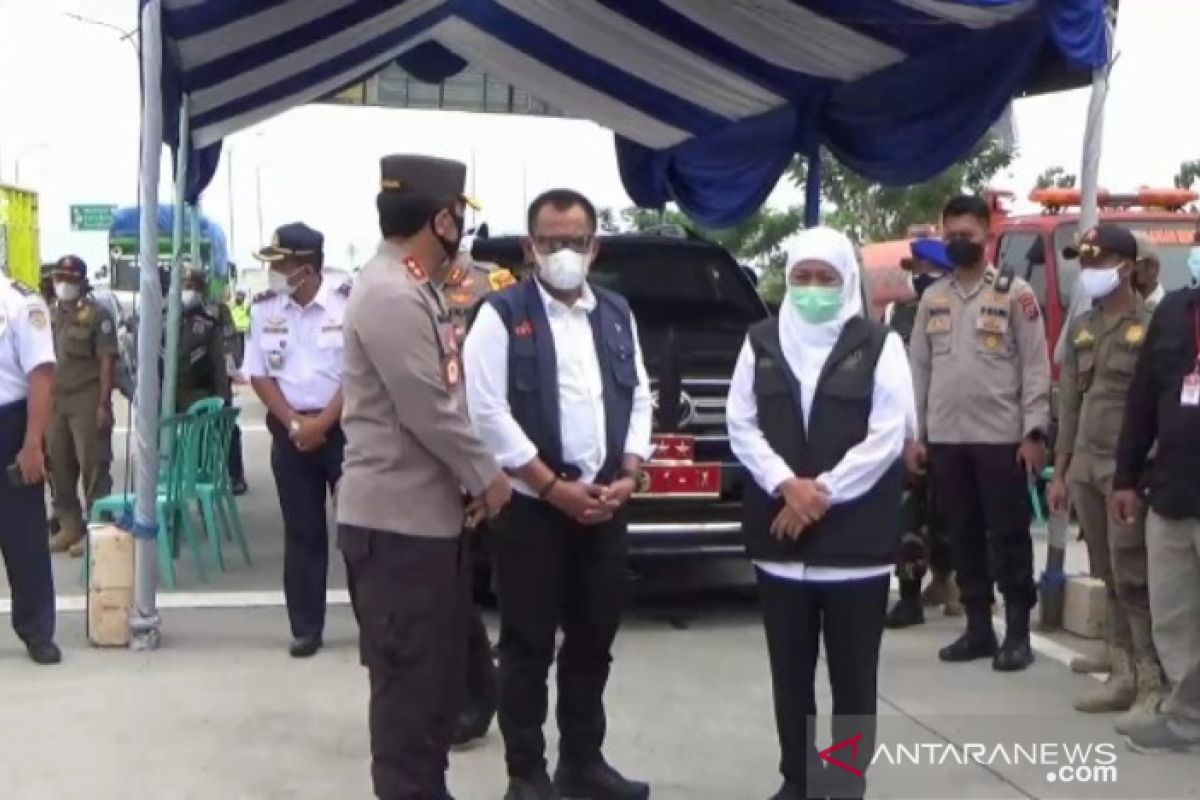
left=532, top=235, right=593, bottom=255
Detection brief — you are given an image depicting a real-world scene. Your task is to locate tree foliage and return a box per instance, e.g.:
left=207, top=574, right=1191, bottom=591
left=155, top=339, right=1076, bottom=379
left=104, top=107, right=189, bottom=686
left=1034, top=166, right=1078, bottom=190
left=1175, top=159, right=1200, bottom=191
left=786, top=138, right=1014, bottom=244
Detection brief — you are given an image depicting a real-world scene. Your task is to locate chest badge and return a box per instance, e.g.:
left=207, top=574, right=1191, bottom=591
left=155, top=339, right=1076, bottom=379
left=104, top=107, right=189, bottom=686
left=1074, top=328, right=1095, bottom=348
left=1124, top=324, right=1145, bottom=345
left=984, top=334, right=1002, bottom=352
left=268, top=351, right=285, bottom=370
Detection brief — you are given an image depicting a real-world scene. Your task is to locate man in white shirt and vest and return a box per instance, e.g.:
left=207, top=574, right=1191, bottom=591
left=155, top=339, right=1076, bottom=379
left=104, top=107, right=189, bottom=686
left=244, top=223, right=349, bottom=658
left=463, top=190, right=653, bottom=800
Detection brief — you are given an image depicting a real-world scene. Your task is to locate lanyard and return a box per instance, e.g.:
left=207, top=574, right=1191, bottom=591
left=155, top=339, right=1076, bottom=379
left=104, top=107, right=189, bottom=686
left=1194, top=307, right=1200, bottom=371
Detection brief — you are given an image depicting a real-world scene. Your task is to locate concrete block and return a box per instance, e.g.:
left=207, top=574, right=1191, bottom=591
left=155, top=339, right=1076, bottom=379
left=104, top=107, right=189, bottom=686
left=86, top=525, right=133, bottom=647
left=1063, top=575, right=1106, bottom=640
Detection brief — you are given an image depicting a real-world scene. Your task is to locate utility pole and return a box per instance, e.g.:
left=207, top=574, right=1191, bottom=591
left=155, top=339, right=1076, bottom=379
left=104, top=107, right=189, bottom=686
left=226, top=147, right=236, bottom=261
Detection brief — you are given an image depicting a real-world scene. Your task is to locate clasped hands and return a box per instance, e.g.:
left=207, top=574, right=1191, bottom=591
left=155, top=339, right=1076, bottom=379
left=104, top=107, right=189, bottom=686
left=771, top=477, right=831, bottom=540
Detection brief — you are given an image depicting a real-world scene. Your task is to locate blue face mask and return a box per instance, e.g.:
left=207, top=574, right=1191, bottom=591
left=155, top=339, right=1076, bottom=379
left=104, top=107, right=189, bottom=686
left=1189, top=247, right=1200, bottom=284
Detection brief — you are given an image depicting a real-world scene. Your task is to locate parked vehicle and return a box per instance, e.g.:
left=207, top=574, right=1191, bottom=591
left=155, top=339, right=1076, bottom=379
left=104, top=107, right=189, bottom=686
left=0, top=184, right=39, bottom=289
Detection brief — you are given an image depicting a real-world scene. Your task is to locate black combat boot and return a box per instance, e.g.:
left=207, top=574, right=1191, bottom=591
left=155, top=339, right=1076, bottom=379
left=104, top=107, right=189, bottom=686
left=938, top=606, right=998, bottom=662
left=885, top=580, right=925, bottom=629
left=993, top=604, right=1034, bottom=672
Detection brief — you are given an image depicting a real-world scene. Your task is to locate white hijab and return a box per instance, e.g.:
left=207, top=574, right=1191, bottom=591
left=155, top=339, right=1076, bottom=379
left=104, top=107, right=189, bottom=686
left=778, top=227, right=865, bottom=408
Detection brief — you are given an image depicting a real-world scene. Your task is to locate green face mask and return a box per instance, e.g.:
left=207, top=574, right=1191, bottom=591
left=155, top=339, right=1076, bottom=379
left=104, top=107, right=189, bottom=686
left=787, top=285, right=843, bottom=323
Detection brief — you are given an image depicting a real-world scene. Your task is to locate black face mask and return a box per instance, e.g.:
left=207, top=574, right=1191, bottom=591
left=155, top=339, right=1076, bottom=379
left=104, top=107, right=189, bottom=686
left=913, top=273, right=939, bottom=297
left=431, top=208, right=463, bottom=263
left=945, top=238, right=984, bottom=268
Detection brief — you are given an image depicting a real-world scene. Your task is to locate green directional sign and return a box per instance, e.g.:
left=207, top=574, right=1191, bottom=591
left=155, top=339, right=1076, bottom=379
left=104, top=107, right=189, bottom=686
left=70, top=204, right=117, bottom=232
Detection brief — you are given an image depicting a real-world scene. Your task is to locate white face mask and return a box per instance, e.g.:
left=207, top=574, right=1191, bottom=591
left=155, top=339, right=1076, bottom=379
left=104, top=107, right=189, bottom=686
left=1079, top=266, right=1122, bottom=300
left=54, top=282, right=80, bottom=302
left=181, top=289, right=200, bottom=308
left=535, top=249, right=590, bottom=292
left=268, top=269, right=298, bottom=296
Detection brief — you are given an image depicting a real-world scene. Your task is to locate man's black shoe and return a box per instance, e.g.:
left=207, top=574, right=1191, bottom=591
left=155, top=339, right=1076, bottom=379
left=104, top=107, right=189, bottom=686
left=554, top=759, right=650, bottom=800
left=885, top=597, right=925, bottom=629
left=450, top=703, right=495, bottom=749
left=993, top=606, right=1034, bottom=672
left=767, top=781, right=805, bottom=800
left=504, top=771, right=561, bottom=800
left=232, top=478, right=248, bottom=496
left=938, top=609, right=998, bottom=663
left=289, top=635, right=322, bottom=658
left=27, top=640, right=62, bottom=665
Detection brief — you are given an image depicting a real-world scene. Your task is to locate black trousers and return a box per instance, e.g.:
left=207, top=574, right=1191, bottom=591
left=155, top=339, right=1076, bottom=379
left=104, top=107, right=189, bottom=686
left=466, top=600, right=497, bottom=711
left=267, top=415, right=344, bottom=638
left=493, top=493, right=629, bottom=778
left=0, top=400, right=55, bottom=644
left=928, top=443, right=1037, bottom=611
left=340, top=525, right=468, bottom=800
left=225, top=395, right=244, bottom=483
left=757, top=570, right=889, bottom=800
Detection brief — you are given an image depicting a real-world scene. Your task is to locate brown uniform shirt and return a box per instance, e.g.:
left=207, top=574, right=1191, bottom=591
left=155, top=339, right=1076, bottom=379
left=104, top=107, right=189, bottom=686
left=337, top=241, right=500, bottom=538
left=443, top=257, right=517, bottom=345
left=51, top=296, right=118, bottom=397
left=1057, top=300, right=1152, bottom=482
left=910, top=266, right=1051, bottom=444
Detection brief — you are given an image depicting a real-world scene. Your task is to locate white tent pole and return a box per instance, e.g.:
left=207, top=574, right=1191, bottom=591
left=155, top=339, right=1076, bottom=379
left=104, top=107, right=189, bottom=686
left=1077, top=67, right=1108, bottom=234
left=161, top=125, right=189, bottom=431
left=130, top=0, right=165, bottom=651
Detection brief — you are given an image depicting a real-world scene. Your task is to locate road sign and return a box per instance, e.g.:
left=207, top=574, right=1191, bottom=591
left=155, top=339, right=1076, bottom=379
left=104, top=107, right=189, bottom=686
left=70, top=204, right=116, bottom=232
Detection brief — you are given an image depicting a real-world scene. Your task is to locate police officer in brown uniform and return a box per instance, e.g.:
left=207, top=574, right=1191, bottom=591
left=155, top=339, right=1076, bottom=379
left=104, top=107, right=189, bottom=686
left=1047, top=225, right=1167, bottom=724
left=47, top=255, right=117, bottom=557
left=444, top=252, right=518, bottom=749
left=337, top=155, right=512, bottom=800
left=909, top=195, right=1051, bottom=672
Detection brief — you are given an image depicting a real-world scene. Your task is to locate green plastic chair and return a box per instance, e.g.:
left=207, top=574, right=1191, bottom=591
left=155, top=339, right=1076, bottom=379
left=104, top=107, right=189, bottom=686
left=87, top=413, right=208, bottom=589
left=186, top=398, right=251, bottom=570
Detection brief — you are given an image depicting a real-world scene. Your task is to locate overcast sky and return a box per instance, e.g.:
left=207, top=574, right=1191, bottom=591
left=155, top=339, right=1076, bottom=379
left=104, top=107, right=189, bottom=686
left=0, top=0, right=1195, bottom=271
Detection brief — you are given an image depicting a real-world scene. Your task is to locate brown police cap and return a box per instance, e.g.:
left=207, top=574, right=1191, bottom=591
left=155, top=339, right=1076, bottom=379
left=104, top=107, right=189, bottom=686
left=379, top=155, right=481, bottom=211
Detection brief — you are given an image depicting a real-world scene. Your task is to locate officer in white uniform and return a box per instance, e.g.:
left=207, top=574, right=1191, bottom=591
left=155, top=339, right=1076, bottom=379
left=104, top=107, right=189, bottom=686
left=244, top=223, right=350, bottom=658
left=0, top=277, right=61, bottom=664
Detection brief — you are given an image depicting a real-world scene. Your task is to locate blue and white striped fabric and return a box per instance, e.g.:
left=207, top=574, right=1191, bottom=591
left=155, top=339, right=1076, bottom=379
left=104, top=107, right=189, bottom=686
left=149, top=0, right=1109, bottom=226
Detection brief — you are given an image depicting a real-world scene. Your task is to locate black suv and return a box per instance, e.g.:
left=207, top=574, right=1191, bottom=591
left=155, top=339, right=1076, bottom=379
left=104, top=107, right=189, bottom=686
left=471, top=230, right=769, bottom=560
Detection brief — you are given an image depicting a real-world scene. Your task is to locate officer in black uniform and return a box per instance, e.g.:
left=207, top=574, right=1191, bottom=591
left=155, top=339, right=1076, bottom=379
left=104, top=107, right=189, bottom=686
left=886, top=239, right=960, bottom=628
left=0, top=275, right=61, bottom=664
left=444, top=252, right=519, bottom=749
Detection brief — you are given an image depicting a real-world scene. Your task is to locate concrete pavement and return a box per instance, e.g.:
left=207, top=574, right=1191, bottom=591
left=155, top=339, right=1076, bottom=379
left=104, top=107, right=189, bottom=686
left=1, top=392, right=1196, bottom=798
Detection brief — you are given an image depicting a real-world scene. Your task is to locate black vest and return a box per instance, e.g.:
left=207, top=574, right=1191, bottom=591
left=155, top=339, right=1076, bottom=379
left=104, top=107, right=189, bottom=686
left=742, top=316, right=903, bottom=566
left=486, top=279, right=638, bottom=483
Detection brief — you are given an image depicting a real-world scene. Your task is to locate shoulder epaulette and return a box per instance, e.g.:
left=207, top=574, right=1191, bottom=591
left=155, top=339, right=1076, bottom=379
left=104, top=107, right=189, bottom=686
left=488, top=268, right=517, bottom=292
left=9, top=280, right=33, bottom=297
left=252, top=290, right=276, bottom=304
left=993, top=266, right=1014, bottom=294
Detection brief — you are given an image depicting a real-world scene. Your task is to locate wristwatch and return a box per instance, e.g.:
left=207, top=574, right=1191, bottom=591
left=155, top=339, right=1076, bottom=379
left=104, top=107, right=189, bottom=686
left=288, top=418, right=302, bottom=435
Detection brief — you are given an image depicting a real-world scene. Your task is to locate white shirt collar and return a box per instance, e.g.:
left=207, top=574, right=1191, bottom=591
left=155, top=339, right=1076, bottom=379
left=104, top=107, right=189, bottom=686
left=535, top=278, right=596, bottom=317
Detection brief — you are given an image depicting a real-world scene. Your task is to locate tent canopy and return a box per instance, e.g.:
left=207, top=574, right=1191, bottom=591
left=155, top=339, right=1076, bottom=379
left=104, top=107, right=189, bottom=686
left=152, top=0, right=1109, bottom=227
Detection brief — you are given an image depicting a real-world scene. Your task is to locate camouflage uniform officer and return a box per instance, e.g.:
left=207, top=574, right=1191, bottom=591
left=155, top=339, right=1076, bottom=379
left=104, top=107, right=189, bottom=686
left=886, top=238, right=961, bottom=628
left=47, top=256, right=118, bottom=557
left=1047, top=225, right=1167, bottom=725
left=174, top=269, right=229, bottom=412
left=445, top=253, right=518, bottom=749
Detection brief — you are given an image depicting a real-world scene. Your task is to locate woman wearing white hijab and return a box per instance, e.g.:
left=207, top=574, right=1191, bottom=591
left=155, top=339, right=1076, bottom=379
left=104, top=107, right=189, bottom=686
left=727, top=227, right=914, bottom=800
